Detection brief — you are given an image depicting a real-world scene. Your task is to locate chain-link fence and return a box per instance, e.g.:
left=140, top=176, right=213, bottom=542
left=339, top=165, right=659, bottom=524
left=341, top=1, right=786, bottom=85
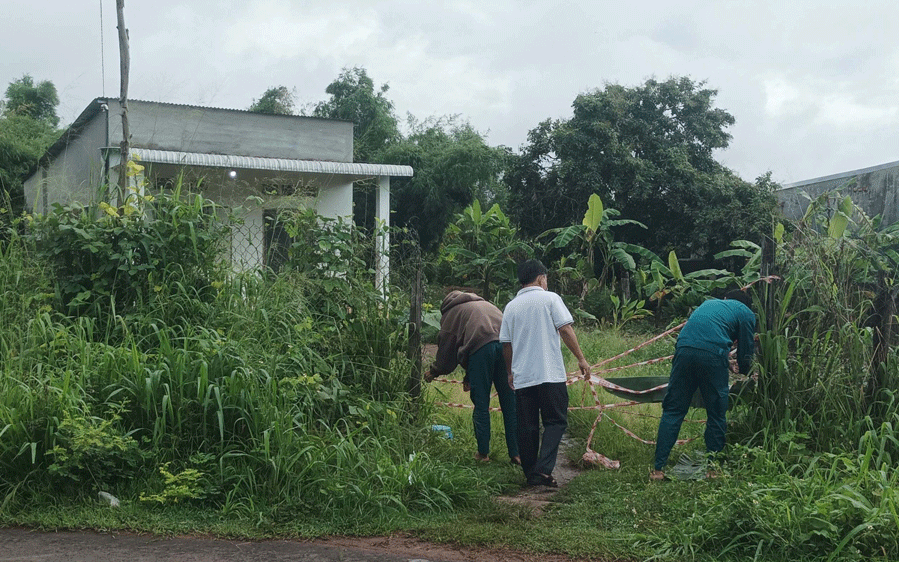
left=221, top=214, right=424, bottom=295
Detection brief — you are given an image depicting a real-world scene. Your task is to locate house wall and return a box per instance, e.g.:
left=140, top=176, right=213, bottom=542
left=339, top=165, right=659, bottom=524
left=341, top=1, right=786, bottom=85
left=24, top=98, right=369, bottom=273
left=24, top=108, right=108, bottom=213
left=141, top=163, right=353, bottom=273
left=221, top=183, right=351, bottom=274
left=107, top=101, right=352, bottom=162
left=777, top=160, right=899, bottom=224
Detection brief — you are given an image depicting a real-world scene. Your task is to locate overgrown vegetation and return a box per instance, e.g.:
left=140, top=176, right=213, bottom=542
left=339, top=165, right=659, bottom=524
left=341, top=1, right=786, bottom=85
left=3, top=66, right=898, bottom=560
left=3, top=175, right=899, bottom=561
left=0, top=188, right=492, bottom=530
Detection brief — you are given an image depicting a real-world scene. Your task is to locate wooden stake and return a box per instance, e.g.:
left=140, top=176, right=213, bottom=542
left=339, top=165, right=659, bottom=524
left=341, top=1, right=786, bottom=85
left=407, top=243, right=423, bottom=400
left=116, top=0, right=130, bottom=193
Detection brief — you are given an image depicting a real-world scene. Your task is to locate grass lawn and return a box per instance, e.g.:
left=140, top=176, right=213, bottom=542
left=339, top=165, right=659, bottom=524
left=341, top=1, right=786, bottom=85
left=5, top=324, right=895, bottom=562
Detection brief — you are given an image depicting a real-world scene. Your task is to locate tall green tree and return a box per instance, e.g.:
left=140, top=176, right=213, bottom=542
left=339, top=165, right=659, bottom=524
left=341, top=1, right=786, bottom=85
left=309, top=67, right=401, bottom=232
left=3, top=75, right=59, bottom=127
left=507, top=77, right=776, bottom=258
left=381, top=117, right=507, bottom=251
left=248, top=86, right=296, bottom=115
left=0, top=75, right=60, bottom=215
left=311, top=67, right=399, bottom=163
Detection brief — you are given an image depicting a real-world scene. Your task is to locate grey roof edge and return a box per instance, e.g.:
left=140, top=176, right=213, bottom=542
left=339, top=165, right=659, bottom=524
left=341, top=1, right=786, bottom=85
left=780, top=159, right=899, bottom=190
left=40, top=98, right=109, bottom=165
left=37, top=97, right=355, bottom=169
left=95, top=97, right=352, bottom=124
left=132, top=148, right=414, bottom=178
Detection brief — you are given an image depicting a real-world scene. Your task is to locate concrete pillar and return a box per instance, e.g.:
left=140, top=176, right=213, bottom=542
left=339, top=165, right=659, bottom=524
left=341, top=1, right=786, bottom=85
left=375, top=175, right=390, bottom=291
left=107, top=151, right=123, bottom=207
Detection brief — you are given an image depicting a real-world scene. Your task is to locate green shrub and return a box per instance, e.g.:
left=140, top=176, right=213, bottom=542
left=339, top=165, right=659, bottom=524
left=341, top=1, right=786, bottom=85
left=26, top=182, right=227, bottom=323
left=47, top=409, right=148, bottom=491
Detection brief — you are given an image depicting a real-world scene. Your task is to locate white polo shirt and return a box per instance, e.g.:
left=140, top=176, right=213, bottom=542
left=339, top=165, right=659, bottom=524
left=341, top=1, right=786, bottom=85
left=499, top=286, right=574, bottom=390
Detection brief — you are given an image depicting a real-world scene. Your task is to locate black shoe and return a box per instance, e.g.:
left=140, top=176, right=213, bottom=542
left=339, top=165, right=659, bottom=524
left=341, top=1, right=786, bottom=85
left=538, top=473, right=558, bottom=487
left=525, top=473, right=557, bottom=488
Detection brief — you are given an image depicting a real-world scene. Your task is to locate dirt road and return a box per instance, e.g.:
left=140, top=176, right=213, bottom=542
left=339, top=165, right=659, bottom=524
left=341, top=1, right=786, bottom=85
left=0, top=444, right=585, bottom=562
left=0, top=528, right=580, bottom=562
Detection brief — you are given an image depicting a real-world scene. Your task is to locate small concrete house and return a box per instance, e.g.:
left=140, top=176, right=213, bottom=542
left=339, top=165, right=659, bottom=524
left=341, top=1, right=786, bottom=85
left=777, top=159, right=899, bottom=225
left=24, top=98, right=413, bottom=281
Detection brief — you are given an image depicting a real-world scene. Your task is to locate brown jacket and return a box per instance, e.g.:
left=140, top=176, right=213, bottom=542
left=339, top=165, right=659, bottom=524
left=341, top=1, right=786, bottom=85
left=430, top=291, right=503, bottom=377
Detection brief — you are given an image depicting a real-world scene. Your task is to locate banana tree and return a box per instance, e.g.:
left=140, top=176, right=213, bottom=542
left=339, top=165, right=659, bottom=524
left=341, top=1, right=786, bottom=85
left=540, top=193, right=655, bottom=302
left=639, top=249, right=734, bottom=305
left=441, top=200, right=532, bottom=300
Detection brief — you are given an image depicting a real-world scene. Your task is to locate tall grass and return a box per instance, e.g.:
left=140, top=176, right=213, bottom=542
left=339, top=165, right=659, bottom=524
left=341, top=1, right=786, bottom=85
left=630, top=211, right=899, bottom=560
left=0, top=193, right=490, bottom=525
left=735, top=217, right=899, bottom=451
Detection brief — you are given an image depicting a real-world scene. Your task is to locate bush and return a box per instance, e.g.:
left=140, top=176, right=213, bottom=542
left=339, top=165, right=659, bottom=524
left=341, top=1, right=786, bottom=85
left=26, top=182, right=227, bottom=324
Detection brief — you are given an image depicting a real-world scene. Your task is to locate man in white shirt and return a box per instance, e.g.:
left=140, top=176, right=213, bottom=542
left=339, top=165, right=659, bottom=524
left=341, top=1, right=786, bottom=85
left=500, top=259, right=591, bottom=487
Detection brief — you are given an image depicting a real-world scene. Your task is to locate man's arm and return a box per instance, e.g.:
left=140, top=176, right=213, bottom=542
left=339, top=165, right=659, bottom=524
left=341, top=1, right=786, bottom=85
left=735, top=310, right=756, bottom=375
left=503, top=342, right=514, bottom=390
left=426, top=331, right=459, bottom=382
left=558, top=324, right=591, bottom=378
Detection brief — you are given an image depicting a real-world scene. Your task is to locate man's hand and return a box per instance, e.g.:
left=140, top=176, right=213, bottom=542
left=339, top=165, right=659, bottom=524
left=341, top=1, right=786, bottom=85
left=423, top=369, right=436, bottom=383
left=578, top=358, right=591, bottom=379
left=507, top=373, right=515, bottom=391
left=559, top=324, right=590, bottom=380
left=729, top=359, right=739, bottom=374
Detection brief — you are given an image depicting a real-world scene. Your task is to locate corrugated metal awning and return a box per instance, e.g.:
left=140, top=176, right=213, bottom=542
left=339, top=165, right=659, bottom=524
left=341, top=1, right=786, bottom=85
left=131, top=148, right=413, bottom=178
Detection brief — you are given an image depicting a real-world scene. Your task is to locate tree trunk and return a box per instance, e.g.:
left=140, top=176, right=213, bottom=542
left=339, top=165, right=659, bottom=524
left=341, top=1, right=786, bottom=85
left=116, top=0, right=130, bottom=195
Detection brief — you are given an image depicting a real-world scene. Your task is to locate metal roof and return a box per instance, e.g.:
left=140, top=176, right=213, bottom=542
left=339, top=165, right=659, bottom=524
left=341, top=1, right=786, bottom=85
left=131, top=148, right=414, bottom=178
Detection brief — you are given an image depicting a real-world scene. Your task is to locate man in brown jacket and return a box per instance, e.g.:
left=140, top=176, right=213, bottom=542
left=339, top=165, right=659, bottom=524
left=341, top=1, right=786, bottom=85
left=425, top=291, right=520, bottom=464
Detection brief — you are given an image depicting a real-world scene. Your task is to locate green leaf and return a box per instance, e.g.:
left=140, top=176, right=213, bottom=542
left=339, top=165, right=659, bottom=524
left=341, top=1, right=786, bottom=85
left=828, top=211, right=850, bottom=240
left=610, top=247, right=636, bottom=270
left=684, top=268, right=731, bottom=279
left=714, top=249, right=755, bottom=260
left=668, top=250, right=683, bottom=281
left=469, top=199, right=482, bottom=223
left=728, top=239, right=761, bottom=250
left=549, top=225, right=585, bottom=249
left=838, top=195, right=854, bottom=216
left=582, top=193, right=604, bottom=233
left=774, top=222, right=785, bottom=244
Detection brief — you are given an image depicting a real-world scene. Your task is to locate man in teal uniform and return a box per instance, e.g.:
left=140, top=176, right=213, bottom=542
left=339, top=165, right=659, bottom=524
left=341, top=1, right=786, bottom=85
left=651, top=290, right=756, bottom=480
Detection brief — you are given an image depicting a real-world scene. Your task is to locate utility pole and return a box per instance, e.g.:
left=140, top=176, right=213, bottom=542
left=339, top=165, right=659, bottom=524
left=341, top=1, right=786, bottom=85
left=116, top=0, right=130, bottom=194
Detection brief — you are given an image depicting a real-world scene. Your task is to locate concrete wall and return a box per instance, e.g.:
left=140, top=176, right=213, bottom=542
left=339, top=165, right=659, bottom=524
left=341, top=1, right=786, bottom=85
left=107, top=100, right=352, bottom=162
left=140, top=162, right=353, bottom=273
left=777, top=160, right=899, bottom=225
left=23, top=98, right=362, bottom=272
left=24, top=108, right=108, bottom=214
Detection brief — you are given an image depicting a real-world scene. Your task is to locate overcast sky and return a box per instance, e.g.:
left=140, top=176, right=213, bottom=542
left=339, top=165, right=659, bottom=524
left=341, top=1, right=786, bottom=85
left=2, top=0, right=897, bottom=185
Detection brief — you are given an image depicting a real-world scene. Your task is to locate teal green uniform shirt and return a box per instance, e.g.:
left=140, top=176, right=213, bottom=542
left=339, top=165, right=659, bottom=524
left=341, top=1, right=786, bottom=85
left=676, top=299, right=756, bottom=374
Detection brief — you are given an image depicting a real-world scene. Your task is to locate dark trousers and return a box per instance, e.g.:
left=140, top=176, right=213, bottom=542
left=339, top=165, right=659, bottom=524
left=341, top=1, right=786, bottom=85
left=516, top=382, right=568, bottom=481
left=654, top=346, right=729, bottom=470
left=468, top=341, right=518, bottom=458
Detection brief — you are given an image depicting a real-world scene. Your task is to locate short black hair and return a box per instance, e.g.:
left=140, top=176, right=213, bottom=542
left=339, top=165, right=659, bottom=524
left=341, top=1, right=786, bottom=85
left=724, top=289, right=752, bottom=309
left=518, top=259, right=547, bottom=286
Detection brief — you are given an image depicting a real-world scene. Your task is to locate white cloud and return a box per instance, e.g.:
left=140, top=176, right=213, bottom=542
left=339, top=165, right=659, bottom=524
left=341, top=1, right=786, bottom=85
left=2, top=0, right=898, bottom=183
left=221, top=1, right=380, bottom=63
left=763, top=77, right=804, bottom=117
